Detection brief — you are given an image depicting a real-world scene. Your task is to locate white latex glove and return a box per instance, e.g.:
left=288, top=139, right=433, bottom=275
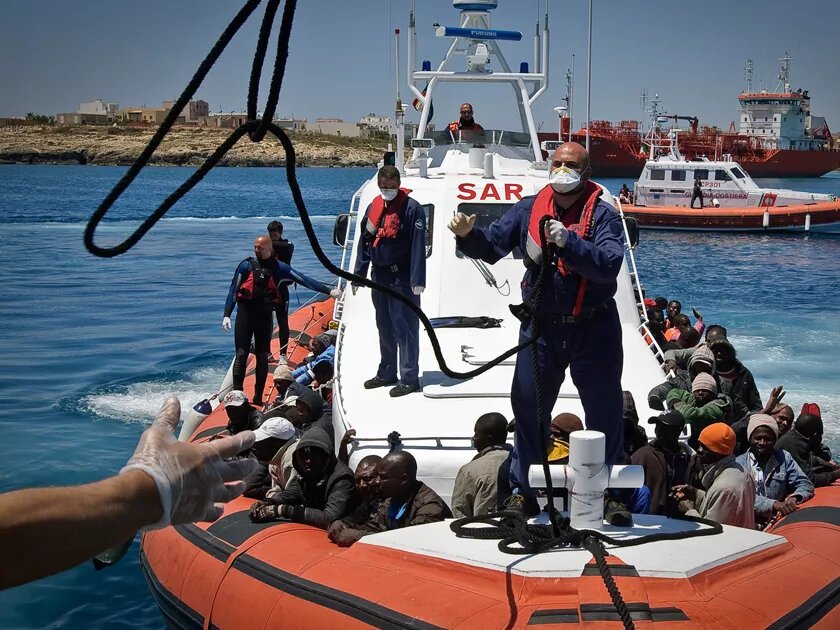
left=544, top=219, right=569, bottom=247
left=120, top=396, right=257, bottom=529
left=221, top=316, right=231, bottom=332
left=412, top=286, right=424, bottom=295
left=329, top=288, right=342, bottom=299
left=448, top=212, right=476, bottom=237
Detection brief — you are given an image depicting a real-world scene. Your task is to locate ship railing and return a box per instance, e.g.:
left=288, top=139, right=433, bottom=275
left=333, top=183, right=366, bottom=322
left=615, top=198, right=666, bottom=364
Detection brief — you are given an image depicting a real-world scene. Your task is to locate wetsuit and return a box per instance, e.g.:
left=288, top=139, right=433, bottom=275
left=272, top=238, right=295, bottom=357
left=457, top=185, right=625, bottom=496
left=225, top=257, right=332, bottom=403
left=354, top=193, right=426, bottom=388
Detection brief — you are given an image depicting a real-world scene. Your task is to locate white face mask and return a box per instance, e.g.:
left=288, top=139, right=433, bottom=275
left=380, top=188, right=399, bottom=202
left=549, top=165, right=583, bottom=194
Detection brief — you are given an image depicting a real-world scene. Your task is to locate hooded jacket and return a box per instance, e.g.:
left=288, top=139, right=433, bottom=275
left=666, top=388, right=731, bottom=445
left=269, top=426, right=357, bottom=529
left=717, top=359, right=762, bottom=423
left=735, top=448, right=814, bottom=518
left=685, top=455, right=755, bottom=529
left=296, top=387, right=334, bottom=443
left=776, top=428, right=838, bottom=488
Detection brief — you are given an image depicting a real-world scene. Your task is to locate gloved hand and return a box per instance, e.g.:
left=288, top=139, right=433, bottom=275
left=249, top=501, right=280, bottom=523
left=221, top=317, right=231, bottom=332
left=120, top=396, right=257, bottom=529
left=412, top=286, right=424, bottom=295
left=544, top=219, right=569, bottom=247
left=447, top=212, right=476, bottom=237
left=350, top=283, right=360, bottom=296
left=329, top=288, right=342, bottom=299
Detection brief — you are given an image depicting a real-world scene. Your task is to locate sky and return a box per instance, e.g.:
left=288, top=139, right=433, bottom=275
left=1, top=0, right=838, bottom=133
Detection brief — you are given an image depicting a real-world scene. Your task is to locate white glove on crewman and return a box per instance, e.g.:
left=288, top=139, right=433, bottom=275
left=544, top=219, right=569, bottom=248
left=447, top=212, right=476, bottom=237
left=221, top=317, right=231, bottom=332
left=120, top=396, right=257, bottom=529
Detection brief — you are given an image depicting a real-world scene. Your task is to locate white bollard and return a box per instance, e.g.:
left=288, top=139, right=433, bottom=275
left=528, top=430, right=644, bottom=530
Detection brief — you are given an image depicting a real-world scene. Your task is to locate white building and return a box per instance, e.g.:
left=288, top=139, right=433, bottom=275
left=79, top=99, right=119, bottom=117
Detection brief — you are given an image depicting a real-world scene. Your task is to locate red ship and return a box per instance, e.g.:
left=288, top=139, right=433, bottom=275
left=541, top=54, right=840, bottom=179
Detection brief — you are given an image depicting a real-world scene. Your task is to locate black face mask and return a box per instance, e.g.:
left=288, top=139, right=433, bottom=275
left=459, top=115, right=472, bottom=127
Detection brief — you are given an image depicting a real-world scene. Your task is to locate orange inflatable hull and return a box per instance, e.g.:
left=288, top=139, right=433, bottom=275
left=624, top=201, right=840, bottom=232
left=143, top=299, right=840, bottom=628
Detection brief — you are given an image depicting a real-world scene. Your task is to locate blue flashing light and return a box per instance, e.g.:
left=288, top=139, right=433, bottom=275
left=520, top=61, right=529, bottom=73
left=438, top=26, right=522, bottom=41
left=422, top=60, right=431, bottom=71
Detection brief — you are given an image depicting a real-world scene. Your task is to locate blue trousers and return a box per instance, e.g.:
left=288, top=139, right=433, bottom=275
left=509, top=299, right=624, bottom=495
left=370, top=271, right=420, bottom=386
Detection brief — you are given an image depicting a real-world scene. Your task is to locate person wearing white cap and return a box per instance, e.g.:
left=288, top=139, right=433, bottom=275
left=222, top=390, right=265, bottom=434
left=735, top=414, right=814, bottom=524
left=666, top=372, right=729, bottom=447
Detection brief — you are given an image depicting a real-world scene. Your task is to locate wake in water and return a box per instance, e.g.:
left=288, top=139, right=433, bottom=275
left=65, top=365, right=228, bottom=425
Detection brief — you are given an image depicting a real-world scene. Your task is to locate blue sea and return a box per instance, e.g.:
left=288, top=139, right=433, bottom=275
left=0, top=164, right=839, bottom=628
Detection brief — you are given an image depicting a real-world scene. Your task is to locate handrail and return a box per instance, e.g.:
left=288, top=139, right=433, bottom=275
left=333, top=182, right=365, bottom=322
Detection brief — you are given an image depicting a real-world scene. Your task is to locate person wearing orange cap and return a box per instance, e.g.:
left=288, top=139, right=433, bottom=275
left=671, top=423, right=755, bottom=528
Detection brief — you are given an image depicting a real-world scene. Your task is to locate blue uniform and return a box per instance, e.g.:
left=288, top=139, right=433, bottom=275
left=354, top=196, right=427, bottom=387
left=457, top=189, right=626, bottom=495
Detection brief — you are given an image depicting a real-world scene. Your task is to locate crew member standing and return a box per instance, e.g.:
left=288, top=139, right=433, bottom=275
left=267, top=220, right=295, bottom=363
left=691, top=176, right=704, bottom=209
left=448, top=102, right=484, bottom=133
left=449, top=143, right=631, bottom=525
left=354, top=166, right=426, bottom=397
left=223, top=236, right=339, bottom=406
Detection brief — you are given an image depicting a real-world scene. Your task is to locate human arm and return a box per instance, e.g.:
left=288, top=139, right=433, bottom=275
left=783, top=453, right=815, bottom=503
left=337, top=429, right=355, bottom=466
left=408, top=493, right=453, bottom=526
left=663, top=347, right=696, bottom=370
left=276, top=260, right=334, bottom=295
left=407, top=200, right=427, bottom=290
left=743, top=371, right=763, bottom=413
left=353, top=205, right=372, bottom=280
left=224, top=260, right=250, bottom=317
left=450, top=468, right=473, bottom=519
left=558, top=206, right=625, bottom=284
left=281, top=477, right=357, bottom=530
left=0, top=397, right=255, bottom=589
left=453, top=202, right=528, bottom=264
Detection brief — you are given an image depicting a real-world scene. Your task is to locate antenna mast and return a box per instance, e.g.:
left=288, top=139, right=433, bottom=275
left=745, top=58, right=753, bottom=93
left=776, top=51, right=792, bottom=93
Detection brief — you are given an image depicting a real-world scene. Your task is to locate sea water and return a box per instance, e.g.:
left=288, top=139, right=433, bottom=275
left=0, top=164, right=838, bottom=628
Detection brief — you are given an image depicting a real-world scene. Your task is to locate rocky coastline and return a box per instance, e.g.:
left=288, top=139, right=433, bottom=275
left=0, top=125, right=387, bottom=167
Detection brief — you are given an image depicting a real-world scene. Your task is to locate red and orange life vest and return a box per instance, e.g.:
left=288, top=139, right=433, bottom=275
left=236, top=258, right=280, bottom=305
left=365, top=188, right=411, bottom=247
left=524, top=181, right=603, bottom=316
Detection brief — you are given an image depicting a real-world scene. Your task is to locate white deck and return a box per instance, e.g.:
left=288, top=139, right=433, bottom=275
left=359, top=515, right=786, bottom=579
left=331, top=152, right=667, bottom=504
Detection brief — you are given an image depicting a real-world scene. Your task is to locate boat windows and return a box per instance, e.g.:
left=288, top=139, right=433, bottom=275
left=670, top=170, right=686, bottom=181
left=425, top=129, right=531, bottom=149
left=693, top=169, right=709, bottom=180
left=731, top=167, right=746, bottom=179
left=649, top=169, right=666, bottom=181
left=455, top=203, right=521, bottom=258
left=422, top=204, right=434, bottom=258
left=714, top=170, right=731, bottom=181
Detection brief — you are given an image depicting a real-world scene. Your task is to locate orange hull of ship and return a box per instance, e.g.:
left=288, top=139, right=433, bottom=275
left=141, top=298, right=840, bottom=629
left=624, top=201, right=840, bottom=231
left=538, top=132, right=840, bottom=179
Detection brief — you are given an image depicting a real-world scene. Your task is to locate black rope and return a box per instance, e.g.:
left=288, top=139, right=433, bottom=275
left=82, top=0, right=536, bottom=380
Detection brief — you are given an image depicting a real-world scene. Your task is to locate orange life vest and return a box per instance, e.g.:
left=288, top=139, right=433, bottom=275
left=236, top=258, right=280, bottom=305
left=524, top=181, right=602, bottom=316
left=365, top=188, right=411, bottom=247
left=448, top=121, right=484, bottom=133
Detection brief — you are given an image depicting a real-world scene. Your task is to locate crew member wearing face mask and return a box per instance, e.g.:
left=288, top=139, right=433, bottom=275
left=448, top=143, right=630, bottom=525
left=448, top=102, right=484, bottom=133
left=353, top=166, right=427, bottom=397
left=223, top=236, right=341, bottom=406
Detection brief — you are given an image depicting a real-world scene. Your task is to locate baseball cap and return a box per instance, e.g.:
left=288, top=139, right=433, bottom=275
left=223, top=390, right=247, bottom=407
left=253, top=417, right=296, bottom=442
left=647, top=409, right=685, bottom=427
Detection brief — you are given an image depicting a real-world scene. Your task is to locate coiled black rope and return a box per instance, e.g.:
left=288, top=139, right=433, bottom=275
left=82, top=0, right=535, bottom=380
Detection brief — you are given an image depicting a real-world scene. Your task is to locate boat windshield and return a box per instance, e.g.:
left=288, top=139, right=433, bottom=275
left=425, top=129, right=532, bottom=149
left=455, top=202, right=522, bottom=259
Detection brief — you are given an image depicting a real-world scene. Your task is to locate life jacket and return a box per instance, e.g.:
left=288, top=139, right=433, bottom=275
left=524, top=181, right=603, bottom=316
left=236, top=257, right=280, bottom=305
left=365, top=188, right=411, bottom=247
left=448, top=121, right=484, bottom=133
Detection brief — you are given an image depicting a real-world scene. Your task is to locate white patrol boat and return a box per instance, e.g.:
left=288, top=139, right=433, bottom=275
left=141, top=3, right=840, bottom=628
left=625, top=130, right=840, bottom=232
